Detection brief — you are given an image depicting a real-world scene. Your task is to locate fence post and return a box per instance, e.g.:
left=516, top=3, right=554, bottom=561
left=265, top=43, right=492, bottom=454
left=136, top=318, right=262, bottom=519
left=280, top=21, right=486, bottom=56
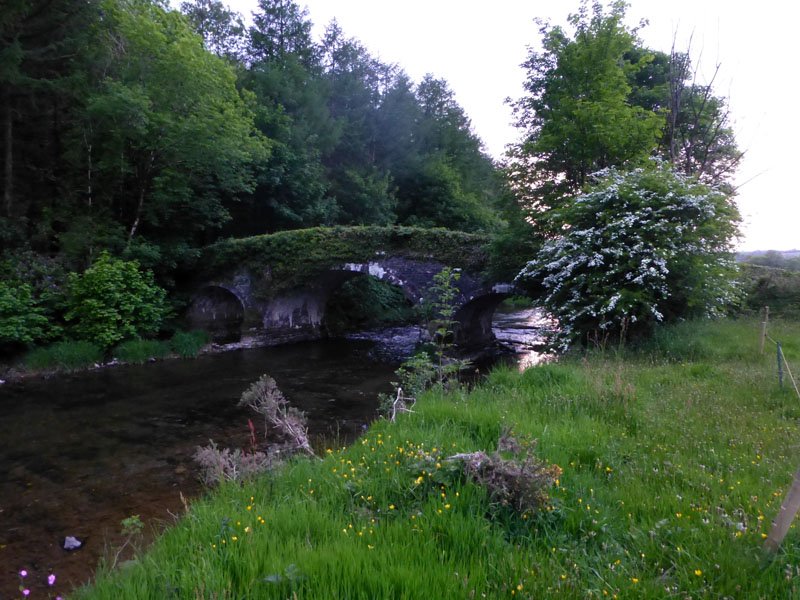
left=778, top=343, right=784, bottom=388
left=765, top=463, right=800, bottom=553
left=760, top=306, right=770, bottom=354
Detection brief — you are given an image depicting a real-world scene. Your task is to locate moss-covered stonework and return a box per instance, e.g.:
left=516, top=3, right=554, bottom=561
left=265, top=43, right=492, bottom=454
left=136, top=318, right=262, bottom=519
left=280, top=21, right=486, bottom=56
left=200, top=226, right=491, bottom=298
left=187, top=227, right=507, bottom=347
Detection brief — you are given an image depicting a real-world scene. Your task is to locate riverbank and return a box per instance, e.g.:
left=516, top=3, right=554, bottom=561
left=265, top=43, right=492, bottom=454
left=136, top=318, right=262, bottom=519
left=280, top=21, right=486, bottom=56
left=69, top=316, right=800, bottom=599
left=0, top=336, right=405, bottom=599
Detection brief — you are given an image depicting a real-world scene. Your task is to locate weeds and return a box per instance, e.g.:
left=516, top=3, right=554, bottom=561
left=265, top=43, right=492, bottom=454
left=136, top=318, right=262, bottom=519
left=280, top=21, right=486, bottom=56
left=170, top=329, right=209, bottom=358
left=195, top=375, right=313, bottom=486
left=74, top=317, right=800, bottom=599
left=114, top=339, right=170, bottom=363
left=23, top=340, right=103, bottom=371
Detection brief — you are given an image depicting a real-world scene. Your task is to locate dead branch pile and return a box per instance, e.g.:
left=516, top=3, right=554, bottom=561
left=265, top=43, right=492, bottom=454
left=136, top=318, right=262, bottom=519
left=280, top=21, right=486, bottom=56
left=448, top=434, right=561, bottom=514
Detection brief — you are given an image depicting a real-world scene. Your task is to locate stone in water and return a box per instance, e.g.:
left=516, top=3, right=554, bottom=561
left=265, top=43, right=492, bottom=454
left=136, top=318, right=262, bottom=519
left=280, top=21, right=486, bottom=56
left=63, top=536, right=82, bottom=551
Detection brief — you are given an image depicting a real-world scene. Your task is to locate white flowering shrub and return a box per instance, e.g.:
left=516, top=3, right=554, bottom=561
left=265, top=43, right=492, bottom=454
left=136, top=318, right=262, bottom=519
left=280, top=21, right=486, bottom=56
left=517, top=163, right=740, bottom=350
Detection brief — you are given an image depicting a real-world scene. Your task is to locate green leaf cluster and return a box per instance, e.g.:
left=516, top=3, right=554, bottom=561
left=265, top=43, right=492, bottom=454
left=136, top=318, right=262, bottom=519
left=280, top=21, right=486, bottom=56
left=0, top=282, right=56, bottom=347
left=508, top=0, right=664, bottom=215
left=517, top=162, right=741, bottom=349
left=65, top=252, right=168, bottom=349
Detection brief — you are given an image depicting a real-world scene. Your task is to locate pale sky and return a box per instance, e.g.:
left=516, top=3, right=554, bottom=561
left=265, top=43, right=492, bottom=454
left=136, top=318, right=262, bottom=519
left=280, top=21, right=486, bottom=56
left=224, top=0, right=798, bottom=252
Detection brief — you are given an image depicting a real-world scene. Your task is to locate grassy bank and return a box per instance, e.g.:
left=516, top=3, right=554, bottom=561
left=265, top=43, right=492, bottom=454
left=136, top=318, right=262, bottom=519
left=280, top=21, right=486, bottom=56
left=73, top=317, right=800, bottom=599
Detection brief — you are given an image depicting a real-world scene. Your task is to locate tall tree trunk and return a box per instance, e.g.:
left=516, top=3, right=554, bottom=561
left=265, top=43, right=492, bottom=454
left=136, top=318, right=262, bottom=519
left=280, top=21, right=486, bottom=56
left=128, top=186, right=146, bottom=244
left=127, top=151, right=154, bottom=245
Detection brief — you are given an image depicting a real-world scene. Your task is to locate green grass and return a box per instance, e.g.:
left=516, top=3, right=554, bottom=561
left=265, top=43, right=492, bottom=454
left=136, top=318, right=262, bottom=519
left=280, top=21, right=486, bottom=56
left=114, top=339, right=171, bottom=363
left=170, top=329, right=210, bottom=358
left=23, top=340, right=103, bottom=371
left=72, top=316, right=800, bottom=599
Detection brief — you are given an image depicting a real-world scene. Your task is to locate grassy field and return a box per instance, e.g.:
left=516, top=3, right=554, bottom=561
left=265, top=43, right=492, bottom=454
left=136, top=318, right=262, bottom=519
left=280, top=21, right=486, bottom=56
left=72, top=316, right=800, bottom=599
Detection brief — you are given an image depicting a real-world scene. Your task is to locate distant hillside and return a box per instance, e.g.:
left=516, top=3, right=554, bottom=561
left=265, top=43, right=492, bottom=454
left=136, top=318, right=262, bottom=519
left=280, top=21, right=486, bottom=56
left=736, top=249, right=800, bottom=262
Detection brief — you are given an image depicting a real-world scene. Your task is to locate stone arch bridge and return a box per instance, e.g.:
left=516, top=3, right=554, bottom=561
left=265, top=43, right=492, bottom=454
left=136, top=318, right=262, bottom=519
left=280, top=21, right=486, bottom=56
left=185, top=226, right=516, bottom=348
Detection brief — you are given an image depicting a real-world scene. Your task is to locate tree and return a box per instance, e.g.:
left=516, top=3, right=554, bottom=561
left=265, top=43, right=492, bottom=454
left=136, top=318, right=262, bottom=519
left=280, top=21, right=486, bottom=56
left=661, top=46, right=741, bottom=186
left=180, top=0, right=246, bottom=62
left=0, top=0, right=99, bottom=251
left=624, top=45, right=742, bottom=187
left=65, top=252, right=168, bottom=348
left=507, top=1, right=664, bottom=221
left=391, top=76, right=501, bottom=232
left=248, top=0, right=317, bottom=67
left=68, top=0, right=268, bottom=272
left=516, top=162, right=740, bottom=350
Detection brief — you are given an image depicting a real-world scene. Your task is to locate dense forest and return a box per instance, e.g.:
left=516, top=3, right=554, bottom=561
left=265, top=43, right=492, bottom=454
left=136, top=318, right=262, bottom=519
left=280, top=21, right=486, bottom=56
left=1, top=0, right=744, bottom=356
left=1, top=0, right=501, bottom=277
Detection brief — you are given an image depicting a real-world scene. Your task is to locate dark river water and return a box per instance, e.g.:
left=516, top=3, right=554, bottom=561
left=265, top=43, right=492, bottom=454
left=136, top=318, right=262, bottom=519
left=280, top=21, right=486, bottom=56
left=0, top=309, right=548, bottom=598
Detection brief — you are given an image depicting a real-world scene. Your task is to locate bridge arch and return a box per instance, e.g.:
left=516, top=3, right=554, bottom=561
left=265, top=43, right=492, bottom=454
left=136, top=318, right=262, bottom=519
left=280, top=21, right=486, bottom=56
left=185, top=285, right=246, bottom=343
left=186, top=227, right=517, bottom=348
left=452, top=286, right=517, bottom=348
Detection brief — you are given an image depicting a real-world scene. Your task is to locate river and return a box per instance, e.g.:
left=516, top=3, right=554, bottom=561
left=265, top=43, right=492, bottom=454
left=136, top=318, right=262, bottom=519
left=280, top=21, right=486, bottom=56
left=0, top=308, right=548, bottom=598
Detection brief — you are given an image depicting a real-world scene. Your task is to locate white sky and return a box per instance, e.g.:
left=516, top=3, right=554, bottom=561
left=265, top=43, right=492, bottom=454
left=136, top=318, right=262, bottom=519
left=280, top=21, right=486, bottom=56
left=224, top=0, right=798, bottom=251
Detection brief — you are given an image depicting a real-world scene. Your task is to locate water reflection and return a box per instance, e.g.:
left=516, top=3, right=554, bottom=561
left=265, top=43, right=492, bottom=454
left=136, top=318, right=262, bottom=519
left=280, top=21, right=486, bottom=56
left=0, top=339, right=397, bottom=597
left=492, top=306, right=555, bottom=369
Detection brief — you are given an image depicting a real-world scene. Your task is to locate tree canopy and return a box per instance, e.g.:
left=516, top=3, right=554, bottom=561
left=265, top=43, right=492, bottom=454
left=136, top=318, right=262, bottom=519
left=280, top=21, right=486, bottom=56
left=507, top=0, right=664, bottom=218
left=1, top=0, right=502, bottom=279
left=506, top=1, right=742, bottom=348
left=516, top=162, right=741, bottom=349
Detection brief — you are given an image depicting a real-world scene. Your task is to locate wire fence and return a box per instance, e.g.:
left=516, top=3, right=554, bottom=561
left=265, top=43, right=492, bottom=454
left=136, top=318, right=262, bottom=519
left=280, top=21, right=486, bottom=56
left=759, top=306, right=800, bottom=553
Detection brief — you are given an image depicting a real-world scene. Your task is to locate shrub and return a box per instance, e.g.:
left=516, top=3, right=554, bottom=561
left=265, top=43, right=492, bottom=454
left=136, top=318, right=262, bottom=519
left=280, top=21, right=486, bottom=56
left=114, top=339, right=171, bottom=363
left=170, top=329, right=210, bottom=357
left=517, top=162, right=741, bottom=350
left=24, top=340, right=104, bottom=371
left=0, top=282, right=57, bottom=347
left=65, top=252, right=168, bottom=349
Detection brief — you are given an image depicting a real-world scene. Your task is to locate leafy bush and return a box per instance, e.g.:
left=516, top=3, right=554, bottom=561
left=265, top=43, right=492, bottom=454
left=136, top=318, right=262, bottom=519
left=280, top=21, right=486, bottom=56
left=517, top=162, right=741, bottom=350
left=114, top=339, right=171, bottom=363
left=325, top=275, right=415, bottom=334
left=65, top=252, right=168, bottom=348
left=24, top=340, right=104, bottom=371
left=737, top=264, right=800, bottom=314
left=170, top=329, right=210, bottom=357
left=0, top=282, right=57, bottom=348
left=0, top=249, right=67, bottom=315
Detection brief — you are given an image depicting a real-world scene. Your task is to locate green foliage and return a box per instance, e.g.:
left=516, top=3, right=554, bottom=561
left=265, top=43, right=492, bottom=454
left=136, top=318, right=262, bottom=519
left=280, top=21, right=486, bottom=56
left=204, top=226, right=491, bottom=298
left=120, top=514, right=144, bottom=537
left=428, top=267, right=461, bottom=352
left=0, top=282, right=56, bottom=348
left=5, top=0, right=502, bottom=285
left=741, top=251, right=800, bottom=275
left=65, top=252, right=168, bottom=349
left=0, top=250, right=68, bottom=315
left=507, top=0, right=664, bottom=218
left=23, top=340, right=104, bottom=371
left=170, top=329, right=211, bottom=358
left=73, top=317, right=800, bottom=599
left=517, top=162, right=741, bottom=349
left=737, top=264, right=800, bottom=314
left=114, top=339, right=171, bottom=364
left=60, top=0, right=268, bottom=271
left=382, top=267, right=468, bottom=415
left=325, top=276, right=415, bottom=334
left=485, top=193, right=542, bottom=283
